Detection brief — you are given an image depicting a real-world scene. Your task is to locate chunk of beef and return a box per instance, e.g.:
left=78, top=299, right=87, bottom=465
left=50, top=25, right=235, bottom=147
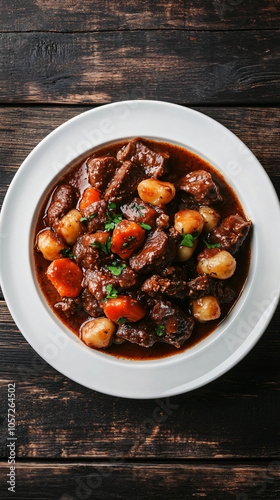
left=160, top=265, right=188, bottom=282
left=129, top=229, right=176, bottom=274
left=156, top=213, right=170, bottom=229
left=211, top=214, right=251, bottom=254
left=104, top=161, right=145, bottom=204
left=121, top=197, right=158, bottom=228
left=116, top=320, right=157, bottom=347
left=142, top=274, right=187, bottom=300
left=117, top=138, right=170, bottom=178
left=47, top=184, right=77, bottom=225
left=84, top=269, right=118, bottom=301
left=150, top=300, right=194, bottom=348
left=87, top=156, right=121, bottom=192
left=186, top=275, right=236, bottom=304
left=84, top=266, right=137, bottom=302
left=83, top=199, right=108, bottom=233
left=82, top=288, right=104, bottom=317
left=73, top=234, right=111, bottom=270
left=117, top=266, right=138, bottom=289
left=177, top=170, right=222, bottom=205
left=54, top=296, right=81, bottom=316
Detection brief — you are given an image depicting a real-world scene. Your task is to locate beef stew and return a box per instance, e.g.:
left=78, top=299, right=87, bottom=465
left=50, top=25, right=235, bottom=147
left=34, top=138, right=251, bottom=360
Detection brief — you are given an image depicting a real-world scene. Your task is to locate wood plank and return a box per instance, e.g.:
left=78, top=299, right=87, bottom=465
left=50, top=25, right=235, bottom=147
left=0, top=462, right=280, bottom=499
left=1, top=106, right=279, bottom=211
left=1, top=0, right=279, bottom=32
left=0, top=31, right=279, bottom=104
left=0, top=301, right=279, bottom=459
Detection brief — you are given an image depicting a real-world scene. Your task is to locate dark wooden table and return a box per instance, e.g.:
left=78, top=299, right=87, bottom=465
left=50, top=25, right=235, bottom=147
left=0, top=2, right=279, bottom=499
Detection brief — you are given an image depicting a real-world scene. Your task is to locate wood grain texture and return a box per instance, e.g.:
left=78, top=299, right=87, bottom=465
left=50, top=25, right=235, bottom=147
left=0, top=462, right=280, bottom=500
left=1, top=0, right=280, bottom=32
left=0, top=301, right=279, bottom=459
left=0, top=31, right=279, bottom=104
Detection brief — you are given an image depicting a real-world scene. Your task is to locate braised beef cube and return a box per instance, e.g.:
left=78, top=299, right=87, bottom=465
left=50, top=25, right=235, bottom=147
left=73, top=234, right=111, bottom=270
left=142, top=274, right=187, bottom=300
left=84, top=269, right=118, bottom=301
left=121, top=197, right=158, bottom=228
left=117, top=138, right=170, bottom=178
left=87, top=156, right=121, bottom=192
left=82, top=288, right=104, bottom=317
left=83, top=199, right=108, bottom=233
left=150, top=300, right=194, bottom=348
left=186, top=275, right=213, bottom=299
left=161, top=265, right=188, bottom=282
left=84, top=265, right=137, bottom=302
left=117, top=265, right=137, bottom=289
left=47, top=184, right=77, bottom=225
left=104, top=161, right=145, bottom=204
left=186, top=275, right=236, bottom=304
left=179, top=191, right=200, bottom=211
left=54, top=296, right=81, bottom=316
left=177, top=170, right=222, bottom=205
left=156, top=213, right=170, bottom=229
left=211, top=214, right=251, bottom=254
left=129, top=229, right=176, bottom=274
left=116, top=320, right=157, bottom=347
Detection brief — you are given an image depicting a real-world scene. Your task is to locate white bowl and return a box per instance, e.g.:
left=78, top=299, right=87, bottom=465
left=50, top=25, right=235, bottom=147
left=1, top=100, right=279, bottom=399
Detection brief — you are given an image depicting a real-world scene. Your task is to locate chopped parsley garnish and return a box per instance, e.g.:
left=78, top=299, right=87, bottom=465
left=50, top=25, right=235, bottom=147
left=105, top=203, right=123, bottom=231
left=108, top=202, right=117, bottom=210
left=60, top=248, right=77, bottom=259
left=131, top=203, right=145, bottom=217
left=116, top=317, right=127, bottom=324
left=181, top=229, right=199, bottom=248
left=80, top=213, right=97, bottom=222
left=122, top=236, right=135, bottom=248
left=107, top=262, right=126, bottom=276
left=155, top=325, right=165, bottom=337
left=138, top=223, right=151, bottom=230
left=203, top=240, right=222, bottom=249
left=105, top=284, right=118, bottom=301
left=105, top=213, right=123, bottom=231
left=89, top=236, right=112, bottom=254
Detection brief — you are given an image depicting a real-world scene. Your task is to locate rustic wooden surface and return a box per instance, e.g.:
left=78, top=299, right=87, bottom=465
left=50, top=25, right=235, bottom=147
left=0, top=1, right=279, bottom=499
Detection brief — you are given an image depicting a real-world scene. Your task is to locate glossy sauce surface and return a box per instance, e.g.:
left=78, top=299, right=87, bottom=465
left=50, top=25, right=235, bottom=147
left=34, top=140, right=251, bottom=360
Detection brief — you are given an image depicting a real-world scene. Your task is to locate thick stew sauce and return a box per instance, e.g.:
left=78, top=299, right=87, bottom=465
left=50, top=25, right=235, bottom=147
left=34, top=138, right=251, bottom=360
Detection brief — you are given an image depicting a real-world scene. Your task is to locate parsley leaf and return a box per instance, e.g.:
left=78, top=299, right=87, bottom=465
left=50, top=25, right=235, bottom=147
left=105, top=211, right=123, bottom=231
left=89, top=236, right=112, bottom=254
left=131, top=203, right=145, bottom=217
left=105, top=284, right=118, bottom=301
left=155, top=325, right=165, bottom=337
left=138, top=223, right=151, bottom=230
left=116, top=317, right=127, bottom=324
left=104, top=220, right=115, bottom=231
left=181, top=229, right=199, bottom=248
left=107, top=262, right=126, bottom=276
left=203, top=240, right=222, bottom=249
left=108, top=202, right=117, bottom=210
left=60, top=248, right=76, bottom=259
left=80, top=213, right=97, bottom=222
